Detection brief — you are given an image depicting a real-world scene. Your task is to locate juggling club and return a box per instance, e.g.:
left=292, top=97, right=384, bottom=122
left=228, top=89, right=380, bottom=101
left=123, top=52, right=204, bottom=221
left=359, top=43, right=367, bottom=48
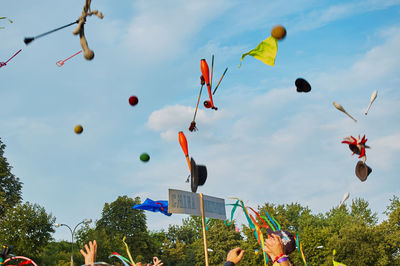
left=365, top=90, right=377, bottom=115
left=200, top=59, right=217, bottom=110
left=178, top=131, right=191, bottom=171
left=333, top=101, right=357, bottom=122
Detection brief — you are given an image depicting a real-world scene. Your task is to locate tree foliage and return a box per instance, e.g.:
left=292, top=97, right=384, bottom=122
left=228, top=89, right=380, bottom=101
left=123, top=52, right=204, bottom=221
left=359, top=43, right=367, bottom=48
left=0, top=138, right=23, bottom=217
left=77, top=195, right=160, bottom=264
left=0, top=201, right=55, bottom=262
left=38, top=240, right=83, bottom=266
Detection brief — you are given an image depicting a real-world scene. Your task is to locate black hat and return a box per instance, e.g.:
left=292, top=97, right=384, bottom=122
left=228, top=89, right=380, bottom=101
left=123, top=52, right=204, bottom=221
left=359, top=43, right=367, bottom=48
left=270, top=230, right=296, bottom=255
left=190, top=158, right=207, bottom=193
left=295, top=78, right=311, bottom=93
left=355, top=161, right=372, bottom=182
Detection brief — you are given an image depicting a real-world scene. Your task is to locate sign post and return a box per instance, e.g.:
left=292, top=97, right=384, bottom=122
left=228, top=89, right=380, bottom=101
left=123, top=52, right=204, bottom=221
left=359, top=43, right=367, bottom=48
left=168, top=189, right=226, bottom=266
left=199, top=193, right=209, bottom=266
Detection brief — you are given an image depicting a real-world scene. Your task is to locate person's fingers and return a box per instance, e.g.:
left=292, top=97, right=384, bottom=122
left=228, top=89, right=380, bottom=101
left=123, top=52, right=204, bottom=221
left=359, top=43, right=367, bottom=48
left=232, top=247, right=241, bottom=252
left=84, top=244, right=90, bottom=254
left=265, top=238, right=274, bottom=248
left=93, top=240, right=97, bottom=258
left=80, top=249, right=87, bottom=257
left=238, top=249, right=245, bottom=259
left=272, top=234, right=282, bottom=242
left=89, top=240, right=94, bottom=252
left=263, top=245, right=272, bottom=254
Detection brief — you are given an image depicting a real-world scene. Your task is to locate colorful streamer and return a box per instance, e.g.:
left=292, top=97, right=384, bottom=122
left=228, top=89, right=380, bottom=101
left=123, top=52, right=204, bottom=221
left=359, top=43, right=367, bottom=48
left=294, top=234, right=307, bottom=266
left=122, top=236, right=135, bottom=265
left=109, top=252, right=132, bottom=266
left=249, top=214, right=268, bottom=266
left=270, top=214, right=281, bottom=231
left=264, top=209, right=279, bottom=231
left=332, top=250, right=347, bottom=266
left=205, top=217, right=210, bottom=231
left=248, top=207, right=270, bottom=230
left=226, top=199, right=268, bottom=265
left=260, top=215, right=276, bottom=232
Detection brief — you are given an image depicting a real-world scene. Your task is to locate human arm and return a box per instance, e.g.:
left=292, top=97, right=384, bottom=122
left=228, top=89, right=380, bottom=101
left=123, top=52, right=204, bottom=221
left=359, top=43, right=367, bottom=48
left=224, top=247, right=244, bottom=265
left=80, top=240, right=97, bottom=266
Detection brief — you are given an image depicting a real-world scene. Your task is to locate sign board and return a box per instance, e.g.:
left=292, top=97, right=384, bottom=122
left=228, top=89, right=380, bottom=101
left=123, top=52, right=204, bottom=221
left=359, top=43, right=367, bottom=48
left=168, top=189, right=226, bottom=220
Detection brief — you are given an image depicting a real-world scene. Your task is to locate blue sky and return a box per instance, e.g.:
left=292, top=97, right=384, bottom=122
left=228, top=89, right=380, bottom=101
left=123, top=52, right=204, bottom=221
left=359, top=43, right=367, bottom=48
left=1, top=0, right=400, bottom=241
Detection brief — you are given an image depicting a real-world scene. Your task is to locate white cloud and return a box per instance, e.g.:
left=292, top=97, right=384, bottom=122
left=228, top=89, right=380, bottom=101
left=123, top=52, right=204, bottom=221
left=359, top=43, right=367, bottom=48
left=147, top=104, right=228, bottom=141
left=311, top=26, right=400, bottom=92
left=290, top=0, right=400, bottom=32
left=369, top=133, right=400, bottom=169
left=120, top=0, right=233, bottom=62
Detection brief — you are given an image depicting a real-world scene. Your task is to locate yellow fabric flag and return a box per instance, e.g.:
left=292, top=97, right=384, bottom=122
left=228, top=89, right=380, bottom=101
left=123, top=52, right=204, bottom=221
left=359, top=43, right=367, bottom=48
left=332, top=249, right=347, bottom=266
left=239, top=36, right=278, bottom=67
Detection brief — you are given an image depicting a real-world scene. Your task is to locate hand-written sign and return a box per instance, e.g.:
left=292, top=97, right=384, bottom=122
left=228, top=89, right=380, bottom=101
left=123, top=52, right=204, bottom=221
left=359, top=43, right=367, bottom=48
left=168, top=189, right=226, bottom=220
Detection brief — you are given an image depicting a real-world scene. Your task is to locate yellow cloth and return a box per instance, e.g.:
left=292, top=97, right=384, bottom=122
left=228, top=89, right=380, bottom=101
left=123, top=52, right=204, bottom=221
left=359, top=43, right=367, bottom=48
left=239, top=36, right=278, bottom=67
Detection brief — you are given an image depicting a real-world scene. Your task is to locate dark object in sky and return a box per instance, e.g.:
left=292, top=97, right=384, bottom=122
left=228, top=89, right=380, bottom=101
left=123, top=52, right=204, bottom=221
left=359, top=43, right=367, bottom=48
left=295, top=78, right=311, bottom=93
left=129, top=95, right=139, bottom=106
left=140, top=153, right=150, bottom=162
left=190, top=158, right=207, bottom=193
left=355, top=161, right=372, bottom=182
left=271, top=25, right=287, bottom=40
left=24, top=20, right=78, bottom=45
left=74, top=125, right=83, bottom=134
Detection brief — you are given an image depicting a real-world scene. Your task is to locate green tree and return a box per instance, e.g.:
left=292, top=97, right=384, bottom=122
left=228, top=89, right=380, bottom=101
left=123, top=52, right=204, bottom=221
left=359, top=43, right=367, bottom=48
left=148, top=196, right=400, bottom=266
left=0, top=201, right=55, bottom=262
left=161, top=239, right=188, bottom=266
left=193, top=218, right=242, bottom=266
left=77, top=226, right=125, bottom=264
left=77, top=196, right=157, bottom=263
left=0, top=138, right=23, bottom=217
left=374, top=195, right=400, bottom=265
left=161, top=217, right=201, bottom=266
left=38, top=240, right=83, bottom=266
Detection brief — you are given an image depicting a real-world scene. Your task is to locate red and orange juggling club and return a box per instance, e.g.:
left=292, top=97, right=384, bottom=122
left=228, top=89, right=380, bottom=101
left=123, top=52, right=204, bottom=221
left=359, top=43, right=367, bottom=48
left=200, top=59, right=217, bottom=110
left=178, top=131, right=191, bottom=171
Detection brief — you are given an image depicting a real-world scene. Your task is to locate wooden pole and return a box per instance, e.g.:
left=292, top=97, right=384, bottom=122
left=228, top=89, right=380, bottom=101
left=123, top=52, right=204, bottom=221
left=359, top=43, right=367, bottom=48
left=199, top=193, right=209, bottom=266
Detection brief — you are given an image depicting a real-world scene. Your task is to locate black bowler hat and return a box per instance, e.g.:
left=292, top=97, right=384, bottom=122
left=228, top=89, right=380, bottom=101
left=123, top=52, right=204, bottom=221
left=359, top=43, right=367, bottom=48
left=355, top=161, right=372, bottom=182
left=295, top=78, right=311, bottom=93
left=190, top=158, right=207, bottom=193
